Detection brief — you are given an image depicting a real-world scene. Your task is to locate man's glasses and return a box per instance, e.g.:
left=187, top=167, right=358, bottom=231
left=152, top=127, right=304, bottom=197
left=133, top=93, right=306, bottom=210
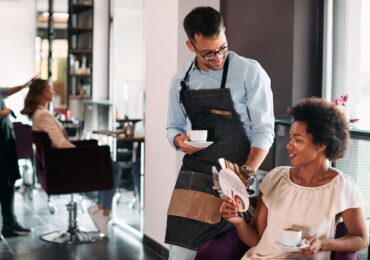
left=192, top=43, right=230, bottom=62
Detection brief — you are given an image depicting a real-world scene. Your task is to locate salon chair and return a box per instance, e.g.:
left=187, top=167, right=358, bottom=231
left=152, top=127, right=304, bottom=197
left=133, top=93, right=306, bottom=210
left=32, top=131, right=113, bottom=244
left=330, top=221, right=356, bottom=260
left=196, top=221, right=356, bottom=259
left=13, top=122, right=36, bottom=199
left=115, top=141, right=141, bottom=209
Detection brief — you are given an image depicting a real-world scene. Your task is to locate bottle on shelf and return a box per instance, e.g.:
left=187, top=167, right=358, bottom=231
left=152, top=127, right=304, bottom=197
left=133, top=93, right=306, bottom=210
left=69, top=54, right=75, bottom=73
left=81, top=55, right=87, bottom=74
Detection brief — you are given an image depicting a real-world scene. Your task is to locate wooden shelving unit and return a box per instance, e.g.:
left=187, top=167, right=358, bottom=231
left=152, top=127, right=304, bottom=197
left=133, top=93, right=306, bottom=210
left=67, top=0, right=94, bottom=106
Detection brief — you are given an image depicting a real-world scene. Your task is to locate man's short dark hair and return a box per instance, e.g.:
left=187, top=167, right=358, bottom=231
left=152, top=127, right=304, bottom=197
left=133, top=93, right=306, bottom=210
left=288, top=97, right=350, bottom=161
left=183, top=6, right=224, bottom=43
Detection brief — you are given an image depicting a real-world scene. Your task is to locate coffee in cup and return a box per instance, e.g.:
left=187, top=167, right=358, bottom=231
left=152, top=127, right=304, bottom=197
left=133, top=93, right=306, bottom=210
left=189, top=130, right=208, bottom=142
left=279, top=227, right=302, bottom=247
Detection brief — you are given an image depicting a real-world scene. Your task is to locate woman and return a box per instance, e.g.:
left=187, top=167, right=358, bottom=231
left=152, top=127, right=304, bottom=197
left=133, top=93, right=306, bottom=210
left=220, top=97, right=368, bottom=259
left=21, top=79, right=120, bottom=235
left=0, top=76, right=35, bottom=238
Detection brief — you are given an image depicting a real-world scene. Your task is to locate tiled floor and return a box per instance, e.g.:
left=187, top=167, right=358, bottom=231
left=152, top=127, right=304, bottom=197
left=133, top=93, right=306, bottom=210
left=0, top=188, right=164, bottom=260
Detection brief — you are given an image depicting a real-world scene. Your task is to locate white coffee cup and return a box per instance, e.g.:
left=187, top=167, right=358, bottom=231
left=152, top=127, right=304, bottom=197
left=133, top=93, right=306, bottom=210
left=189, top=130, right=208, bottom=142
left=279, top=228, right=302, bottom=247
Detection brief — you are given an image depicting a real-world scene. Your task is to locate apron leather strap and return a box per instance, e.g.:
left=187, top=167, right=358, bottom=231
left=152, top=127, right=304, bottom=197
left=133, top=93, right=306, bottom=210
left=180, top=60, right=195, bottom=103
left=220, top=55, right=230, bottom=89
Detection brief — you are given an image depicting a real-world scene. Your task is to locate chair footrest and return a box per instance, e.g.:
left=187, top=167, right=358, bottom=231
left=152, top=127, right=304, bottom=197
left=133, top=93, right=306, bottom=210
left=40, top=228, right=106, bottom=244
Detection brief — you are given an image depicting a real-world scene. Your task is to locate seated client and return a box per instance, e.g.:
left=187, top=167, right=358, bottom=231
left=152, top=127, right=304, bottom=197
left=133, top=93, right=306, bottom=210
left=217, top=97, right=369, bottom=259
left=21, top=79, right=119, bottom=235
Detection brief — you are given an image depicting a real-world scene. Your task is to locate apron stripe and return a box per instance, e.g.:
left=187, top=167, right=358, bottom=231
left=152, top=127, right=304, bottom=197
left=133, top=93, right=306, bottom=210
left=168, top=189, right=222, bottom=224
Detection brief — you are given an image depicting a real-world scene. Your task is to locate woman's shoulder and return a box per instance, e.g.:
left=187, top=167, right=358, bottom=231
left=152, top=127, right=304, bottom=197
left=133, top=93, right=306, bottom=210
left=265, top=166, right=290, bottom=179
left=260, top=166, right=290, bottom=188
left=330, top=169, right=364, bottom=213
left=33, top=107, right=50, bottom=117
left=32, top=107, right=54, bottom=125
left=333, top=169, right=359, bottom=189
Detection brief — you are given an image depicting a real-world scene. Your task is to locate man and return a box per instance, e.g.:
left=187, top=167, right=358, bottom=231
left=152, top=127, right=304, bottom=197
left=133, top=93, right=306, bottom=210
left=165, top=6, right=275, bottom=259
left=0, top=76, right=36, bottom=239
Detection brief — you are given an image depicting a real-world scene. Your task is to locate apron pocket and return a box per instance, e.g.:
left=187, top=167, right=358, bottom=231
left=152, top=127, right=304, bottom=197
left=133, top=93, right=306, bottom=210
left=168, top=188, right=222, bottom=224
left=209, top=108, right=232, bottom=118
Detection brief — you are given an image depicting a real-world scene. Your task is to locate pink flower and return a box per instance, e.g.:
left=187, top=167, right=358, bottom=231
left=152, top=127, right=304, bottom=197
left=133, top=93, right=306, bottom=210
left=341, top=94, right=348, bottom=103
left=333, top=94, right=348, bottom=106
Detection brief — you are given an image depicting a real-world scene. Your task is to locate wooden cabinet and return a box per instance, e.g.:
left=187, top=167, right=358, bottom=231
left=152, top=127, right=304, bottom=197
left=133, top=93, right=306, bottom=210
left=67, top=0, right=94, bottom=105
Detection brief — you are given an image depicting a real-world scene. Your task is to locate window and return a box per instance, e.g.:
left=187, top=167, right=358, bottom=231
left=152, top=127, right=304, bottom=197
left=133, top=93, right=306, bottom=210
left=326, top=0, right=370, bottom=130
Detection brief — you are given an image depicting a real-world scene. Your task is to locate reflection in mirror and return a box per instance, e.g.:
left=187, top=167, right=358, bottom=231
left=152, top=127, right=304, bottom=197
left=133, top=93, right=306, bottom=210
left=36, top=0, right=68, bottom=110
left=110, top=0, right=146, bottom=235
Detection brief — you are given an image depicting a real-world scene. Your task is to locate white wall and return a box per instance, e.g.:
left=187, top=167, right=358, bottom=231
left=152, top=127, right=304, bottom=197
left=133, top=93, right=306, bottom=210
left=0, top=0, right=36, bottom=123
left=144, top=0, right=219, bottom=248
left=93, top=0, right=109, bottom=100
left=111, top=0, right=145, bottom=120
left=144, top=0, right=179, bottom=246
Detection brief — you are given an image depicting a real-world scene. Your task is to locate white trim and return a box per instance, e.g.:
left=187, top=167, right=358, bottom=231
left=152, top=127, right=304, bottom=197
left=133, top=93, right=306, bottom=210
left=322, top=0, right=333, bottom=101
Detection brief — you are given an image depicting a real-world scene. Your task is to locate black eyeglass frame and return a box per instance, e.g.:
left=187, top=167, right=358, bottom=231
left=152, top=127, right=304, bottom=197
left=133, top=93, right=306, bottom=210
left=191, top=42, right=230, bottom=62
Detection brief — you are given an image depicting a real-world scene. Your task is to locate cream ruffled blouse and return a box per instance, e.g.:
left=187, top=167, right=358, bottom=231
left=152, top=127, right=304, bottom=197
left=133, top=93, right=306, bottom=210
left=243, top=166, right=363, bottom=260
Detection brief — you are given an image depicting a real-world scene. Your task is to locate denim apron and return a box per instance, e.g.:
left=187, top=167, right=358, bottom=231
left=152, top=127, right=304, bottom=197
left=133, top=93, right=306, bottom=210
left=165, top=56, right=251, bottom=250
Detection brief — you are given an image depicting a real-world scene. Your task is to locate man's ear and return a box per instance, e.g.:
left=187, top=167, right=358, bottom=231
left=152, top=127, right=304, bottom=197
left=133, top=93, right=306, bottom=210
left=186, top=40, right=195, bottom=52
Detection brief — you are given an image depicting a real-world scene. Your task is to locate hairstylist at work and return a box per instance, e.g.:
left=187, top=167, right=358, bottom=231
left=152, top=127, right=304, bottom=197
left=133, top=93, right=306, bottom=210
left=0, top=76, right=36, bottom=238
left=165, top=6, right=275, bottom=259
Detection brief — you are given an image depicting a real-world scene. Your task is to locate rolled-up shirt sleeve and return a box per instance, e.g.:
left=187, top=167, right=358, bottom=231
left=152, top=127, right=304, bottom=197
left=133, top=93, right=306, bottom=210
left=166, top=75, right=188, bottom=149
left=244, top=62, right=275, bottom=151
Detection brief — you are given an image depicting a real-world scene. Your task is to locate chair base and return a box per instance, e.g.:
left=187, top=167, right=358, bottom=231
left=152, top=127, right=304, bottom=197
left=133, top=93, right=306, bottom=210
left=40, top=228, right=105, bottom=244
left=40, top=195, right=106, bottom=244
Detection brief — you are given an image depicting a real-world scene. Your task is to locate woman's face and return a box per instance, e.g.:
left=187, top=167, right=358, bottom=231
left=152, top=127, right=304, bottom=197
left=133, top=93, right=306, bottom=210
left=42, top=84, right=53, bottom=102
left=286, top=121, right=324, bottom=167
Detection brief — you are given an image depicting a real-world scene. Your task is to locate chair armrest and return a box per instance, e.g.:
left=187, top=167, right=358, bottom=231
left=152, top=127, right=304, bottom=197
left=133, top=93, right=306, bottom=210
left=45, top=145, right=113, bottom=194
left=331, top=222, right=356, bottom=260
left=71, top=139, right=98, bottom=147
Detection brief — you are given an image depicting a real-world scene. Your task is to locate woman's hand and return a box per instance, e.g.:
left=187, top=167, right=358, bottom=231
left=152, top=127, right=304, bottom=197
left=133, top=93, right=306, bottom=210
left=219, top=196, right=244, bottom=225
left=299, top=236, right=323, bottom=255
left=174, top=133, right=203, bottom=154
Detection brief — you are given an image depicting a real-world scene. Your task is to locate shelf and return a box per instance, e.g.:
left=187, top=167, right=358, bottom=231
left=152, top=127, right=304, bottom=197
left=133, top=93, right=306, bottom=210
left=69, top=48, right=92, bottom=54
left=69, top=73, right=92, bottom=77
left=71, top=4, right=93, bottom=14
left=84, top=100, right=113, bottom=106
left=68, top=0, right=94, bottom=110
left=71, top=27, right=93, bottom=34
left=69, top=95, right=91, bottom=100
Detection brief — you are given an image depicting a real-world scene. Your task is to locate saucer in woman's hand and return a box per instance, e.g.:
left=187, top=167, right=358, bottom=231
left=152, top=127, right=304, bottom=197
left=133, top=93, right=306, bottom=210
left=275, top=239, right=310, bottom=252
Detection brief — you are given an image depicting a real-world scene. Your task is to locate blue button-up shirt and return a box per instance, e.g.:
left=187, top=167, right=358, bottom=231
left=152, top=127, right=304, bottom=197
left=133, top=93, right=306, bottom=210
left=166, top=51, right=275, bottom=151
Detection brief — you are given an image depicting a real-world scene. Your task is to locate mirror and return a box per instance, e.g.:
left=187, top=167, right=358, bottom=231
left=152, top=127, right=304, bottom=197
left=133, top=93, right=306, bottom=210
left=36, top=0, right=68, bottom=110
left=110, top=0, right=146, bottom=234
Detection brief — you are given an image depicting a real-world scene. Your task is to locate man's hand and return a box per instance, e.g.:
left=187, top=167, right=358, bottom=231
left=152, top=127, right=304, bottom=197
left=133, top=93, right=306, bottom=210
left=174, top=133, right=203, bottom=154
left=223, top=159, right=255, bottom=187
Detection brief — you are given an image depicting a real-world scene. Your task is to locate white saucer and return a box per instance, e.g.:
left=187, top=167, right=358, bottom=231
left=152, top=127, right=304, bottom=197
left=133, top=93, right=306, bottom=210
left=275, top=239, right=310, bottom=252
left=183, top=141, right=214, bottom=148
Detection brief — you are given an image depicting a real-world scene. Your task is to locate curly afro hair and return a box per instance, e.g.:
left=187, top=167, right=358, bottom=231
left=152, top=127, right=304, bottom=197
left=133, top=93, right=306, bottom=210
left=287, top=97, right=350, bottom=161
